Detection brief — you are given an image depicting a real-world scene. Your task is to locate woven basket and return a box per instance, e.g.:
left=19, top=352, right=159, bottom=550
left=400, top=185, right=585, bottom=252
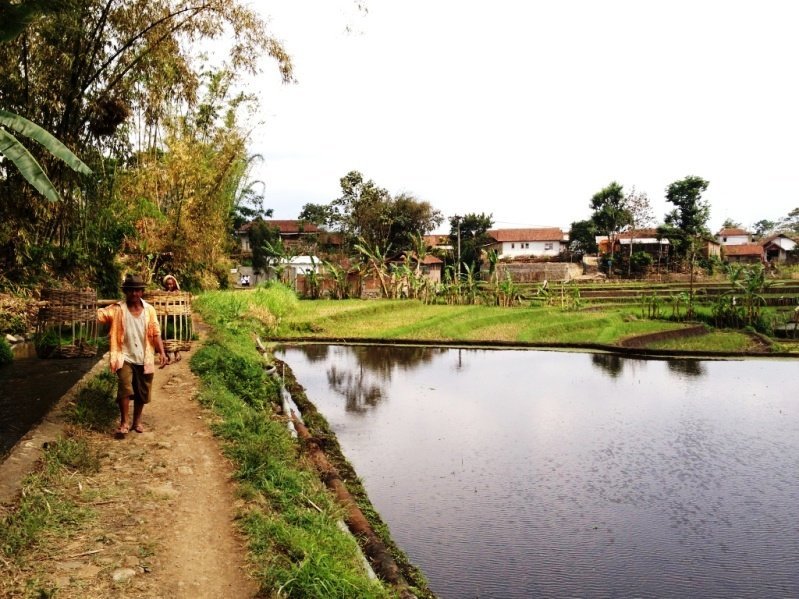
left=145, top=291, right=193, bottom=352
left=36, top=289, right=99, bottom=358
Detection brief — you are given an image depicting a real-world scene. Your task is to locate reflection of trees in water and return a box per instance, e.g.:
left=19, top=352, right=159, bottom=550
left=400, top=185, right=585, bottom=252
left=351, top=345, right=442, bottom=377
left=327, top=365, right=384, bottom=413
left=296, top=344, right=330, bottom=363
left=325, top=345, right=444, bottom=413
left=591, top=353, right=625, bottom=378
left=667, top=360, right=705, bottom=378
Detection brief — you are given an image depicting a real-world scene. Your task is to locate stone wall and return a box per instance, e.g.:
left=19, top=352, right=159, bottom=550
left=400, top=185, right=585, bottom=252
left=490, top=262, right=583, bottom=283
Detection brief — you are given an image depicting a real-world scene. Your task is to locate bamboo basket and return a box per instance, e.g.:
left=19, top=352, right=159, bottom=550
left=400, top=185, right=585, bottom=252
left=145, top=291, right=193, bottom=352
left=36, top=289, right=99, bottom=358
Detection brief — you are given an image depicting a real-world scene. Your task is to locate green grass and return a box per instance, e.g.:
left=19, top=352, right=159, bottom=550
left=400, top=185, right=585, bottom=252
left=65, top=370, right=118, bottom=431
left=191, top=292, right=418, bottom=598
left=647, top=331, right=758, bottom=352
left=0, top=434, right=98, bottom=558
left=271, top=297, right=742, bottom=349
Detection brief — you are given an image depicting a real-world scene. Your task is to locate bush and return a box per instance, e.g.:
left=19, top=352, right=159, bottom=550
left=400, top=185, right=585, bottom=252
left=0, top=338, right=12, bottom=366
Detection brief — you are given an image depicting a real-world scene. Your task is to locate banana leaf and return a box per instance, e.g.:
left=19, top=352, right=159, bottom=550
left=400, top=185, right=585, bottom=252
left=0, top=109, right=91, bottom=175
left=0, top=127, right=61, bottom=202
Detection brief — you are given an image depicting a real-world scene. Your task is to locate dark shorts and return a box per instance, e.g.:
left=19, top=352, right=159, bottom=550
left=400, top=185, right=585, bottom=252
left=117, top=362, right=153, bottom=404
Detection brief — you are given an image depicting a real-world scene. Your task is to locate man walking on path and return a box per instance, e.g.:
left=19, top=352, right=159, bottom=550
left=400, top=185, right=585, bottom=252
left=97, top=273, right=166, bottom=436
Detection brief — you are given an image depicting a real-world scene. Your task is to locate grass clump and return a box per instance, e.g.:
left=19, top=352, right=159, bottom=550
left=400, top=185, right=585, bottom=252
left=0, top=433, right=97, bottom=558
left=65, top=369, right=118, bottom=431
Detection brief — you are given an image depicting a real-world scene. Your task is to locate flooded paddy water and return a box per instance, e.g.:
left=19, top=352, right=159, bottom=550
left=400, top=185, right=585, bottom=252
left=0, top=343, right=98, bottom=457
left=277, top=344, right=799, bottom=599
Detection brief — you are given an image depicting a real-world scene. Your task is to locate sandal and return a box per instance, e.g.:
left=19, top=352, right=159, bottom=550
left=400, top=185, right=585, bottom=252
left=132, top=423, right=145, bottom=433
left=115, top=424, right=130, bottom=437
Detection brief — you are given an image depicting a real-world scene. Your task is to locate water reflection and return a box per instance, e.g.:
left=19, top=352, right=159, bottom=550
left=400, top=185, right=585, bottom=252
left=591, top=352, right=706, bottom=379
left=590, top=352, right=625, bottom=377
left=667, top=359, right=706, bottom=377
left=293, top=344, right=446, bottom=413
left=278, top=344, right=799, bottom=599
left=327, top=364, right=383, bottom=413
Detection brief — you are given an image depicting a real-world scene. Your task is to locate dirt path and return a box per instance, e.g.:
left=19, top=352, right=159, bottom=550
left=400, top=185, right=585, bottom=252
left=3, top=332, right=258, bottom=598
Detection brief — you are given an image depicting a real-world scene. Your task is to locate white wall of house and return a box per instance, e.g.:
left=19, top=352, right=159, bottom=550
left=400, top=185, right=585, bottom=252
left=718, top=233, right=750, bottom=245
left=496, top=240, right=562, bottom=258
left=771, top=236, right=796, bottom=251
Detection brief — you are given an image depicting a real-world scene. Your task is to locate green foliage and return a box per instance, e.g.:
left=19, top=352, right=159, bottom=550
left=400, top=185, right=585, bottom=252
left=590, top=182, right=631, bottom=255
left=712, top=263, right=771, bottom=331
left=0, top=435, right=95, bottom=558
left=664, top=175, right=711, bottom=248
left=568, top=219, right=598, bottom=254
left=0, top=310, right=25, bottom=335
left=0, top=109, right=91, bottom=203
left=629, top=251, right=653, bottom=273
left=325, top=170, right=442, bottom=252
left=190, top=341, right=271, bottom=408
left=0, top=337, right=11, bottom=365
left=66, top=370, right=118, bottom=431
left=449, top=213, right=494, bottom=277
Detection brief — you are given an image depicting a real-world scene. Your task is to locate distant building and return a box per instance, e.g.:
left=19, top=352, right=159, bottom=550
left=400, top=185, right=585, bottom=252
left=761, top=233, right=798, bottom=263
left=487, top=228, right=567, bottom=258
left=723, top=243, right=764, bottom=264
left=236, top=220, right=325, bottom=256
left=716, top=227, right=751, bottom=246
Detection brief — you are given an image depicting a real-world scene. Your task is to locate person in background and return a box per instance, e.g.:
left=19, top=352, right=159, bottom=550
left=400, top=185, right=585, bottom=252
left=97, top=274, right=166, bottom=436
left=161, top=274, right=182, bottom=364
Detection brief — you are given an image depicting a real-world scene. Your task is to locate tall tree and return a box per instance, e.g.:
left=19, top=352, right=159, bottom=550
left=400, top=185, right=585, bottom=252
left=0, top=0, right=292, bottom=285
left=568, top=219, right=598, bottom=255
left=777, top=207, right=799, bottom=234
left=720, top=218, right=741, bottom=229
left=298, top=202, right=335, bottom=228
left=624, top=187, right=654, bottom=275
left=590, top=181, right=631, bottom=270
left=663, top=175, right=710, bottom=315
left=326, top=170, right=441, bottom=253
left=449, top=213, right=493, bottom=278
left=751, top=219, right=776, bottom=239
left=664, top=176, right=710, bottom=238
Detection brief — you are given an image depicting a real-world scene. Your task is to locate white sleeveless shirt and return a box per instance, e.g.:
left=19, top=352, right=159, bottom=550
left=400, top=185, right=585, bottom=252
left=121, top=302, right=147, bottom=365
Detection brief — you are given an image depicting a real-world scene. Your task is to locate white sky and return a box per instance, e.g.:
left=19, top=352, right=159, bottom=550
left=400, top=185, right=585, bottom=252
left=233, top=0, right=799, bottom=233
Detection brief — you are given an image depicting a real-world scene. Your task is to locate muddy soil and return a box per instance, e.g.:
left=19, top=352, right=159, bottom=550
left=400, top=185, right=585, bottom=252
left=0, top=332, right=258, bottom=598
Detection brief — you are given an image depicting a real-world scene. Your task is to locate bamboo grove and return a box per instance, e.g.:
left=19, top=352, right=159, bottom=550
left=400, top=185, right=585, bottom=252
left=0, top=0, right=292, bottom=295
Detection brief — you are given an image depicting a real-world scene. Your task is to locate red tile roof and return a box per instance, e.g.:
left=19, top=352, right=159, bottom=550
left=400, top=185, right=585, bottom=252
left=616, top=228, right=664, bottom=239
left=487, top=228, right=564, bottom=242
left=723, top=244, right=763, bottom=256
left=717, top=228, right=749, bottom=237
left=239, top=220, right=321, bottom=234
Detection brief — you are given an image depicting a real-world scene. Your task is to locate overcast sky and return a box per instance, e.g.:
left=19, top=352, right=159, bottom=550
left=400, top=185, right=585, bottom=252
left=236, top=0, right=799, bottom=233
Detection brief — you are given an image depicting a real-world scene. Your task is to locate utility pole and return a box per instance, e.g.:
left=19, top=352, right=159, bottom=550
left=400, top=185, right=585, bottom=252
left=455, top=215, right=462, bottom=280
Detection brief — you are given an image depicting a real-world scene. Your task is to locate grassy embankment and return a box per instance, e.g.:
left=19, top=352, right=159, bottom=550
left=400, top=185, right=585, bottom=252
left=272, top=294, right=777, bottom=352
left=0, top=286, right=427, bottom=599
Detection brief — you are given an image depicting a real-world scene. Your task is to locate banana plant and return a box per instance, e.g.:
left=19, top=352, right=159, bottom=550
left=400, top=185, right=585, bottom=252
left=0, top=109, right=91, bottom=202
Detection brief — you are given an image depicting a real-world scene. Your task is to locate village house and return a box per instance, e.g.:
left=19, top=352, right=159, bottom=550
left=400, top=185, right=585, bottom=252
left=761, top=233, right=798, bottom=263
left=716, top=227, right=751, bottom=246
left=236, top=220, right=325, bottom=256
left=487, top=228, right=567, bottom=259
left=423, top=234, right=452, bottom=251
left=611, top=228, right=671, bottom=259
left=723, top=243, right=764, bottom=264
